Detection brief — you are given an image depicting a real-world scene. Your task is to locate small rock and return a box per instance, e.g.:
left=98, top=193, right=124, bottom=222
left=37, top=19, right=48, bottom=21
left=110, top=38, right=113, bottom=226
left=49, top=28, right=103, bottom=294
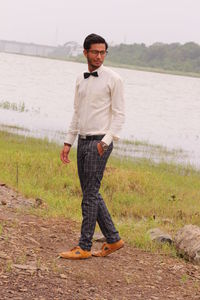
left=60, top=274, right=67, bottom=279
left=1, top=200, right=7, bottom=205
left=49, top=234, right=57, bottom=238
left=106, top=280, right=111, bottom=284
left=8, top=290, right=15, bottom=294
left=171, top=264, right=184, bottom=271
left=19, top=287, right=28, bottom=292
left=25, top=236, right=40, bottom=246
left=57, top=288, right=63, bottom=294
left=0, top=251, right=10, bottom=260
left=148, top=228, right=173, bottom=244
left=13, top=264, right=37, bottom=271
left=157, top=276, right=162, bottom=281
left=139, top=260, right=144, bottom=264
left=89, top=287, right=95, bottom=293
left=0, top=275, right=8, bottom=279
left=93, top=233, right=106, bottom=243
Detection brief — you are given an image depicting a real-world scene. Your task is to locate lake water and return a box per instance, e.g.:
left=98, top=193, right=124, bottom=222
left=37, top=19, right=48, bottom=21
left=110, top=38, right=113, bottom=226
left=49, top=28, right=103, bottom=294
left=0, top=52, right=200, bottom=168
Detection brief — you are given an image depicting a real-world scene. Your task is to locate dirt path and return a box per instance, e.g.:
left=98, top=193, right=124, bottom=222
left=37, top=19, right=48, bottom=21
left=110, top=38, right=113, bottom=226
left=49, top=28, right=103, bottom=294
left=0, top=184, right=200, bottom=300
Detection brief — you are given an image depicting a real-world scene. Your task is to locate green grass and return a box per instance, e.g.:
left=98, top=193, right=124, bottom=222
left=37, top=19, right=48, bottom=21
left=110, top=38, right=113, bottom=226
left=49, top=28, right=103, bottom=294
left=0, top=101, right=26, bottom=112
left=0, top=130, right=200, bottom=256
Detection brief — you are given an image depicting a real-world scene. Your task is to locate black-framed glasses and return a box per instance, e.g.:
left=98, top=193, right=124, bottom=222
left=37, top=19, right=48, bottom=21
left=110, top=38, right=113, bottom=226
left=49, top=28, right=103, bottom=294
left=88, top=50, right=108, bottom=56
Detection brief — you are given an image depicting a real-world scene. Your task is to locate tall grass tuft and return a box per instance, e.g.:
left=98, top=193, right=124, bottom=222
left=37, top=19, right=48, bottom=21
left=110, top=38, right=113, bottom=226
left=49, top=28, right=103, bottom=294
left=0, top=101, right=26, bottom=112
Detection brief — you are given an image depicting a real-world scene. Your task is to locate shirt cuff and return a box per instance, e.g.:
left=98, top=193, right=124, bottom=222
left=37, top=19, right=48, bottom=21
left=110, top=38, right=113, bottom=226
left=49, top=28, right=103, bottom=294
left=64, top=133, right=77, bottom=146
left=101, top=133, right=113, bottom=145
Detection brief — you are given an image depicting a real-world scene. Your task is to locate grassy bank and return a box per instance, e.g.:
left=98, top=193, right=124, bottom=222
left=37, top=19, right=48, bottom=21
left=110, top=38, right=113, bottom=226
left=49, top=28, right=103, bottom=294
left=1, top=130, right=200, bottom=255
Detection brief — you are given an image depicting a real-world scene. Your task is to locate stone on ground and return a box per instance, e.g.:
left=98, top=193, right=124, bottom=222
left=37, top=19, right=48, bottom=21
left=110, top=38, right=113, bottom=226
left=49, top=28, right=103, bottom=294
left=175, top=224, right=200, bottom=264
left=148, top=228, right=173, bottom=244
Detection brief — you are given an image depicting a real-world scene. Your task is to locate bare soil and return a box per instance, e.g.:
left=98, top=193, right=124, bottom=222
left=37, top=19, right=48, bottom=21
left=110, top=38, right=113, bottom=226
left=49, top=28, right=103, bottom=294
left=0, top=183, right=200, bottom=300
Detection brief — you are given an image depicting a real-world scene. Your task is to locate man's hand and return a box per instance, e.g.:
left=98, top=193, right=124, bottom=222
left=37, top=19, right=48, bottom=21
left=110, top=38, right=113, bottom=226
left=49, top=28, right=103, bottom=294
left=97, top=141, right=108, bottom=157
left=60, top=144, right=71, bottom=164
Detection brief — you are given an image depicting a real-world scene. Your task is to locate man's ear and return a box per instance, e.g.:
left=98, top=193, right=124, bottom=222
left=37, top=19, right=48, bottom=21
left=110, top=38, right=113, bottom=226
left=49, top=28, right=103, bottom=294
left=83, top=49, right=88, bottom=58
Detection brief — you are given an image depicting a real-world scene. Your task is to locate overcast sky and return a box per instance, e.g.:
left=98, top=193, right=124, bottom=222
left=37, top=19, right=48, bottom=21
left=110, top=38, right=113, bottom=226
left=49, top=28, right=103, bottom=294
left=0, top=0, right=199, bottom=46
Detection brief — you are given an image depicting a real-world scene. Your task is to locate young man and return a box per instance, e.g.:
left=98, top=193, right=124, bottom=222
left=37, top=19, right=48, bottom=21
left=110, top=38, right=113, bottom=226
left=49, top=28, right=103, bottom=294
left=60, top=33, right=125, bottom=259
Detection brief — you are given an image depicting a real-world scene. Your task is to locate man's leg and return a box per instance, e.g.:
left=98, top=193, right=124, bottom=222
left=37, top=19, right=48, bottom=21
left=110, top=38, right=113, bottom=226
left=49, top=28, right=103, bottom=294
left=78, top=139, right=119, bottom=251
left=59, top=139, right=93, bottom=259
left=97, top=193, right=120, bottom=244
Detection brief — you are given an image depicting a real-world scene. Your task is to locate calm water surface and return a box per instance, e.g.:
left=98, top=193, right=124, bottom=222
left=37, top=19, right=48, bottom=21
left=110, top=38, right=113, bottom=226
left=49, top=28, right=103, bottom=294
left=0, top=53, right=200, bottom=167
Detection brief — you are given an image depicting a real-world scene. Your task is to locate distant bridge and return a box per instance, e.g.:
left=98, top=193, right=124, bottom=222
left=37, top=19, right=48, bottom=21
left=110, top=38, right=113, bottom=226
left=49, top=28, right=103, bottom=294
left=0, top=40, right=82, bottom=58
left=0, top=40, right=56, bottom=57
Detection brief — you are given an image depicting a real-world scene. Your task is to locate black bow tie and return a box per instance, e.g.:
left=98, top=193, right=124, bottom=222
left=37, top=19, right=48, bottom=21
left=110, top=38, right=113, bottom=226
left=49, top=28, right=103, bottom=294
left=84, top=71, right=98, bottom=79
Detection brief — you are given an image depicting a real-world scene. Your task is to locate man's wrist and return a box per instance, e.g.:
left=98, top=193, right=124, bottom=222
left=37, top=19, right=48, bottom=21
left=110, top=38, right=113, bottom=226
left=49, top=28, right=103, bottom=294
left=100, top=141, right=108, bottom=152
left=64, top=142, right=71, bottom=147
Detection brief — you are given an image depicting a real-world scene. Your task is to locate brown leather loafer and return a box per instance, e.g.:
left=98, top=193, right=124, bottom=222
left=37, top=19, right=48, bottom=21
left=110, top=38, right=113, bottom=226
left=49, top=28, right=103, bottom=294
left=59, top=246, right=92, bottom=259
left=92, top=239, right=124, bottom=257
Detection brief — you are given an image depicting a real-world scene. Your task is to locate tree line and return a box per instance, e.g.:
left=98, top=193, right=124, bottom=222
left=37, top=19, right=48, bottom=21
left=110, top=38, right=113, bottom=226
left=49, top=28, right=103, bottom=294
left=105, top=42, right=200, bottom=74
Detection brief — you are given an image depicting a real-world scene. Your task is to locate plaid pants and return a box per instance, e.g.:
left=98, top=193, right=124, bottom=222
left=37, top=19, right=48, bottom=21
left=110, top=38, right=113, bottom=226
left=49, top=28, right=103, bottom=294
left=77, top=136, right=120, bottom=251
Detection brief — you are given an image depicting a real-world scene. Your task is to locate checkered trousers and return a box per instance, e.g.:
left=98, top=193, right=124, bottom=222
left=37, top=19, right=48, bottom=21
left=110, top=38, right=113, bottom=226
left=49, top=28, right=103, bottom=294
left=77, top=137, right=120, bottom=251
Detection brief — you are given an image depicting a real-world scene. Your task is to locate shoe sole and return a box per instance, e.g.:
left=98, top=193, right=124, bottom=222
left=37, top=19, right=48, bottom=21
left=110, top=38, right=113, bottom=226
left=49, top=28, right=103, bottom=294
left=92, top=242, right=124, bottom=257
left=59, top=255, right=92, bottom=260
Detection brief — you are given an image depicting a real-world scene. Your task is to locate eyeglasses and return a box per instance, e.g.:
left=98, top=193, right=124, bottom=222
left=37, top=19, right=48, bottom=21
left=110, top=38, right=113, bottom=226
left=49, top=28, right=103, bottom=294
left=88, top=50, right=108, bottom=56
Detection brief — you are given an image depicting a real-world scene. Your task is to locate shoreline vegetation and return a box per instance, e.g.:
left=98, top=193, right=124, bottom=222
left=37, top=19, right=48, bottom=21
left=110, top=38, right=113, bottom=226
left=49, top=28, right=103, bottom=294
left=0, top=123, right=191, bottom=168
left=51, top=41, right=200, bottom=78
left=1, top=130, right=200, bottom=256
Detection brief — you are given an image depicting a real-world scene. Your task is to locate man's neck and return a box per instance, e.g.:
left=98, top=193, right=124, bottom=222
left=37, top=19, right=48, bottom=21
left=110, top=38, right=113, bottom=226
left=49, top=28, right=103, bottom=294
left=88, top=64, right=102, bottom=73
left=88, top=67, right=97, bottom=72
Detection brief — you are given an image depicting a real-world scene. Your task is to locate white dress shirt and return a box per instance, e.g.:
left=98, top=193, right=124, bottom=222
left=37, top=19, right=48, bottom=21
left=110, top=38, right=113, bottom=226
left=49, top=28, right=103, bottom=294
left=65, top=65, right=125, bottom=146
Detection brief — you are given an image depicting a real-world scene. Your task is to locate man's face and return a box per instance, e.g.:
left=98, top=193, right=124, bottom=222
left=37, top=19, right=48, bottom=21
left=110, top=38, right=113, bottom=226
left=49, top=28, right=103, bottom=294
left=84, top=43, right=107, bottom=71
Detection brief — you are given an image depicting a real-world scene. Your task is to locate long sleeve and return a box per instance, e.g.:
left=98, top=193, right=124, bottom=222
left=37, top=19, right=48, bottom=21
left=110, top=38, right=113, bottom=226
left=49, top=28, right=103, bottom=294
left=64, top=81, right=79, bottom=145
left=102, top=77, right=125, bottom=145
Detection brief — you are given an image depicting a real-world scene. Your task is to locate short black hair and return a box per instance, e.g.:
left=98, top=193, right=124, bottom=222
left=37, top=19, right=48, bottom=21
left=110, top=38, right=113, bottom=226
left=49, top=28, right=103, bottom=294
left=83, top=33, right=108, bottom=50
